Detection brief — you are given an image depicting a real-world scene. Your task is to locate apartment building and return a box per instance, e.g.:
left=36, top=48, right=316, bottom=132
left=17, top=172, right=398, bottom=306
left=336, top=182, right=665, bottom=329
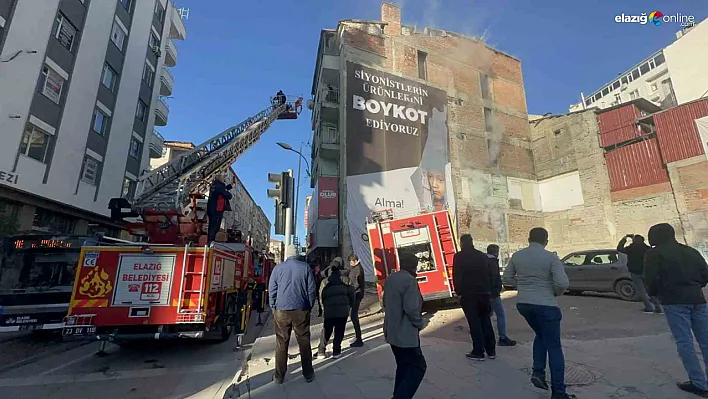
left=0, top=0, right=186, bottom=236
left=269, top=238, right=284, bottom=263
left=308, top=3, right=535, bottom=272
left=151, top=141, right=272, bottom=252
left=569, top=19, right=708, bottom=112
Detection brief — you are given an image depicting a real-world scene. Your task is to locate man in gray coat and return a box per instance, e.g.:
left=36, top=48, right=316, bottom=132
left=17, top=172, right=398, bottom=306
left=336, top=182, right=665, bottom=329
left=503, top=228, right=575, bottom=399
left=384, top=252, right=428, bottom=399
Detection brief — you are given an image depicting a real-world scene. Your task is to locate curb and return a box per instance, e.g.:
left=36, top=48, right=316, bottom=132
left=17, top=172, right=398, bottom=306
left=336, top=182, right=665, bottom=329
left=220, top=309, right=273, bottom=399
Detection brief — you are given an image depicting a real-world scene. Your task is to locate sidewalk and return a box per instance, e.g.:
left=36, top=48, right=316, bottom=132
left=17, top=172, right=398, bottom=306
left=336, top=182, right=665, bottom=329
left=237, top=307, right=696, bottom=399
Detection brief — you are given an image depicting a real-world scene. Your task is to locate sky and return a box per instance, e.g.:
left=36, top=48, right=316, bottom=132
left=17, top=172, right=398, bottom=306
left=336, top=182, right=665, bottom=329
left=163, top=0, right=708, bottom=244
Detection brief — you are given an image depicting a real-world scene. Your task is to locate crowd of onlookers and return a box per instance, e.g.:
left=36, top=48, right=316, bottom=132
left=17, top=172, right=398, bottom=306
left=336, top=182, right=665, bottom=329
left=267, top=222, right=708, bottom=399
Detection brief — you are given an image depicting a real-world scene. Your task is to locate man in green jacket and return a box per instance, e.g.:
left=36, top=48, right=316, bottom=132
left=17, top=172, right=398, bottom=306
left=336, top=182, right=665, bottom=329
left=316, top=261, right=355, bottom=359
left=645, top=223, right=708, bottom=397
left=384, top=252, right=428, bottom=399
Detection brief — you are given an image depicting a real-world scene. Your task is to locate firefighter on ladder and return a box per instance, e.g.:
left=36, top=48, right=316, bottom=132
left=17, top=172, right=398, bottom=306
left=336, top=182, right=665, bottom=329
left=206, top=175, right=233, bottom=243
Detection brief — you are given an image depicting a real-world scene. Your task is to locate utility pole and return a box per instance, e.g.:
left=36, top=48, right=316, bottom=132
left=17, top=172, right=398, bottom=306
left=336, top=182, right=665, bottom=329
left=293, top=144, right=302, bottom=246
left=284, top=169, right=293, bottom=247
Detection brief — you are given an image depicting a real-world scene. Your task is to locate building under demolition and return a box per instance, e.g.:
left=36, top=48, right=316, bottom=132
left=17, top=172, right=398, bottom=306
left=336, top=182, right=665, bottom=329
left=308, top=3, right=536, bottom=272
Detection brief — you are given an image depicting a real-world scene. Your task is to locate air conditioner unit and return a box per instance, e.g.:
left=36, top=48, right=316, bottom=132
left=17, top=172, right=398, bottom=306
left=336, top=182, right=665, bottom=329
left=620, top=84, right=628, bottom=91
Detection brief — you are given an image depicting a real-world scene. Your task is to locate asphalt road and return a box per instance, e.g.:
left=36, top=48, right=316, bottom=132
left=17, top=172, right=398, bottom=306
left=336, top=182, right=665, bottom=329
left=0, top=314, right=267, bottom=399
left=0, top=291, right=670, bottom=399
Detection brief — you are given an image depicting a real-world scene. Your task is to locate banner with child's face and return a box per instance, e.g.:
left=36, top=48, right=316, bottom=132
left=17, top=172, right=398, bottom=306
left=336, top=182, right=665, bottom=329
left=345, top=61, right=455, bottom=277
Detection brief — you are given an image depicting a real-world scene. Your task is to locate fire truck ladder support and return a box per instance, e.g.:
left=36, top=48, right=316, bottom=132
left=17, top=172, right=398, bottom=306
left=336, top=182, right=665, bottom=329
left=132, top=102, right=291, bottom=212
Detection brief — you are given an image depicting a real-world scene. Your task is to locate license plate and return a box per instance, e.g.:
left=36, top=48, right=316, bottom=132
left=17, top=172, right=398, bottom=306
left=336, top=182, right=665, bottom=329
left=19, top=324, right=42, bottom=331
left=62, top=326, right=97, bottom=336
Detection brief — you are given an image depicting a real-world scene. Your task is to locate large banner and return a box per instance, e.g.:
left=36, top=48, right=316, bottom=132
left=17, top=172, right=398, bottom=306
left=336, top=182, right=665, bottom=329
left=346, top=62, right=455, bottom=276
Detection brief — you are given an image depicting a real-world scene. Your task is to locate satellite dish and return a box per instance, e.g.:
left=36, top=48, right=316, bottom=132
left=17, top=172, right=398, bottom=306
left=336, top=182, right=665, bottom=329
left=306, top=99, right=314, bottom=110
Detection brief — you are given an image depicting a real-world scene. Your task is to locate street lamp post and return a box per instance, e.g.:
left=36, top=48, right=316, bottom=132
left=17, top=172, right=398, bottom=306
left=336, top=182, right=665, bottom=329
left=276, top=142, right=311, bottom=248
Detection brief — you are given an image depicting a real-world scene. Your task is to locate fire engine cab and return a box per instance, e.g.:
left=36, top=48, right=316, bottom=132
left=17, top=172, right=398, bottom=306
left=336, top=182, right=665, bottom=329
left=62, top=97, right=300, bottom=345
left=367, top=209, right=459, bottom=302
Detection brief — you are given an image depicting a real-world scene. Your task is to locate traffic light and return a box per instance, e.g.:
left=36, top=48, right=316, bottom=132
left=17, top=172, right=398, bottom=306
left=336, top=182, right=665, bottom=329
left=268, top=171, right=294, bottom=236
left=267, top=172, right=293, bottom=208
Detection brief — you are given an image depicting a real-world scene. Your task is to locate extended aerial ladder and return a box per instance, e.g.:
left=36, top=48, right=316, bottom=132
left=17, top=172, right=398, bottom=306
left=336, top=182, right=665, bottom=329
left=109, top=96, right=303, bottom=245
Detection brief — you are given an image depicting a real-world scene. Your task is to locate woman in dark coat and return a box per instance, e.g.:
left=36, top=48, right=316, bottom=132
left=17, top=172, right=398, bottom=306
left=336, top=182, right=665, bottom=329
left=316, top=261, right=355, bottom=358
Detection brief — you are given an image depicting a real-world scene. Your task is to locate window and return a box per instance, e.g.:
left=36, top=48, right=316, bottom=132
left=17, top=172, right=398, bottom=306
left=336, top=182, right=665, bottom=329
left=101, top=64, right=118, bottom=92
left=648, top=59, right=656, bottom=69
left=19, top=123, right=52, bottom=163
left=483, top=107, right=493, bottom=132
left=639, top=62, right=650, bottom=75
left=155, top=3, right=166, bottom=23
left=111, top=21, right=127, bottom=52
left=589, top=252, right=619, bottom=265
left=417, top=50, right=427, bottom=80
left=143, top=63, right=155, bottom=88
left=614, top=93, right=622, bottom=103
left=654, top=53, right=665, bottom=66
left=480, top=73, right=491, bottom=100
left=52, top=13, right=77, bottom=51
left=627, top=73, right=634, bottom=83
left=594, top=92, right=602, bottom=101
left=148, top=31, right=160, bottom=50
left=92, top=108, right=108, bottom=135
left=120, top=0, right=133, bottom=12
left=631, top=69, right=640, bottom=80
left=584, top=98, right=592, bottom=106
left=136, top=100, right=147, bottom=121
left=621, top=76, right=628, bottom=85
left=81, top=156, right=100, bottom=185
left=629, top=90, right=639, bottom=100
left=122, top=178, right=136, bottom=199
left=563, top=254, right=586, bottom=266
left=612, top=81, right=620, bottom=90
left=40, top=65, right=65, bottom=104
left=601, top=87, right=610, bottom=96
left=129, top=137, right=141, bottom=158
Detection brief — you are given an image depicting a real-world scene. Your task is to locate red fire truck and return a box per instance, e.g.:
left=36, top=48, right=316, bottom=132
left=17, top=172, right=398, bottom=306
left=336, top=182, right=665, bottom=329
left=62, top=98, right=301, bottom=344
left=366, top=209, right=459, bottom=302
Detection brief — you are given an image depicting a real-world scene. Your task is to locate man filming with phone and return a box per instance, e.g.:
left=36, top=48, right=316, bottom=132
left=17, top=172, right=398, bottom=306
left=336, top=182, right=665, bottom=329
left=617, top=234, right=663, bottom=314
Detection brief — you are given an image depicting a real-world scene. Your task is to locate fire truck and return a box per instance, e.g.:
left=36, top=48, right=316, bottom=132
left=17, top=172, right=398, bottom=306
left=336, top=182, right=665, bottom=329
left=62, top=97, right=302, bottom=344
left=366, top=209, right=459, bottom=302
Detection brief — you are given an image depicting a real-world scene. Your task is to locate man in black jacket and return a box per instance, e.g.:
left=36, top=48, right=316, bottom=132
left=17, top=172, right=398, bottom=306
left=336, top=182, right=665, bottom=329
left=348, top=254, right=366, bottom=347
left=453, top=234, right=496, bottom=361
left=645, top=223, right=708, bottom=397
left=487, top=244, right=517, bottom=347
left=206, top=175, right=233, bottom=243
left=618, top=234, right=662, bottom=314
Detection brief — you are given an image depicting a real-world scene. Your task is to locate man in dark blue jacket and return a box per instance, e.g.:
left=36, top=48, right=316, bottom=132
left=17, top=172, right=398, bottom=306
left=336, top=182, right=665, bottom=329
left=206, top=175, right=232, bottom=243
left=269, top=245, right=317, bottom=384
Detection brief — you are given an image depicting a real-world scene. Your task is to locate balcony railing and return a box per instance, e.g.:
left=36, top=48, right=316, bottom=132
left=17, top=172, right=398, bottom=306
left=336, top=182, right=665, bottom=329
left=160, top=67, right=174, bottom=96
left=149, top=130, right=165, bottom=158
left=165, top=38, right=178, bottom=67
left=321, top=87, right=339, bottom=104
left=155, top=97, right=170, bottom=126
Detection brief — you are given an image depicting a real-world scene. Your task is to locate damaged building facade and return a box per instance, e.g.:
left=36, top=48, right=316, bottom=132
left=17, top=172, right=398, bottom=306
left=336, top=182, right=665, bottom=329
left=308, top=3, right=708, bottom=275
left=530, top=97, right=708, bottom=260
left=308, top=2, right=538, bottom=269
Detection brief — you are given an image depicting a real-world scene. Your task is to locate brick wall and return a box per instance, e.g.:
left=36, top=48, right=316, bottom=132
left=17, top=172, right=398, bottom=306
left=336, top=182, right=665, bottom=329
left=338, top=4, right=535, bottom=256
left=529, top=111, right=618, bottom=256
